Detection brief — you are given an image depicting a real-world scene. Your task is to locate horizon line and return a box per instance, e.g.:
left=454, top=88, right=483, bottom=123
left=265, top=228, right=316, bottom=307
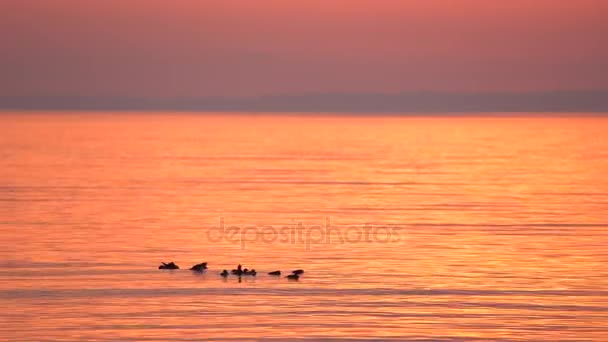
left=2, top=90, right=608, bottom=113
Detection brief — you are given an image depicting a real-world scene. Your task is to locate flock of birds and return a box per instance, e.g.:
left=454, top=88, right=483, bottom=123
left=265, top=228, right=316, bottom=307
left=158, top=261, right=304, bottom=280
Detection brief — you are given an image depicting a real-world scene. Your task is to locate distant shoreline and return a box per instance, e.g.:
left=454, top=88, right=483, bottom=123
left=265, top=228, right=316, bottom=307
left=1, top=110, right=607, bottom=117
left=2, top=91, right=608, bottom=114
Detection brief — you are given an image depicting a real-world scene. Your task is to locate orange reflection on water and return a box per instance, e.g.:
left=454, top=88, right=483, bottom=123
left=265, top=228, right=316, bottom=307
left=1, top=112, right=607, bottom=340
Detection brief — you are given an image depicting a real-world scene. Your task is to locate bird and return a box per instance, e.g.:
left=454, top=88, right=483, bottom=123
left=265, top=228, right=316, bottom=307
left=220, top=270, right=229, bottom=277
left=268, top=270, right=281, bottom=276
left=231, top=264, right=243, bottom=275
left=292, top=269, right=304, bottom=275
left=190, top=262, right=208, bottom=272
left=286, top=274, right=300, bottom=280
left=241, top=268, right=257, bottom=276
left=158, top=262, right=179, bottom=270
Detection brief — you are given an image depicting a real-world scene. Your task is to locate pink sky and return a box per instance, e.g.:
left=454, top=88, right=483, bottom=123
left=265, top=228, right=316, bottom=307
left=1, top=0, right=607, bottom=98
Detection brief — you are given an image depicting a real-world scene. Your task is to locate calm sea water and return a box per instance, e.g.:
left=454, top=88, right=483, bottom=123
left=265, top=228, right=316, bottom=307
left=1, top=112, right=607, bottom=341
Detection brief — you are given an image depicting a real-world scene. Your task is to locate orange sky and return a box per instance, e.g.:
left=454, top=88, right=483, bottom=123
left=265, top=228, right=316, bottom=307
left=1, top=0, right=607, bottom=97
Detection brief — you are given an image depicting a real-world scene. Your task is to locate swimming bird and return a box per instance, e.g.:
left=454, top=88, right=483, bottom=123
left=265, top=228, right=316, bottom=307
left=292, top=269, right=304, bottom=275
left=241, top=268, right=256, bottom=276
left=190, top=262, right=208, bottom=272
left=231, top=264, right=243, bottom=276
left=220, top=270, right=229, bottom=277
left=268, top=270, right=281, bottom=276
left=158, top=261, right=179, bottom=270
left=286, top=274, right=300, bottom=280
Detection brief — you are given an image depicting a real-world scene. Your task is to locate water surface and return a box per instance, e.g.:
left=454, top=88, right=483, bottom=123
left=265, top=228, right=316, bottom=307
left=1, top=112, right=607, bottom=341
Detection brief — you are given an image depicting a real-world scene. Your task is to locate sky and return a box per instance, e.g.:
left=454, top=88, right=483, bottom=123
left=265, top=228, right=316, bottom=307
left=1, top=0, right=607, bottom=109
